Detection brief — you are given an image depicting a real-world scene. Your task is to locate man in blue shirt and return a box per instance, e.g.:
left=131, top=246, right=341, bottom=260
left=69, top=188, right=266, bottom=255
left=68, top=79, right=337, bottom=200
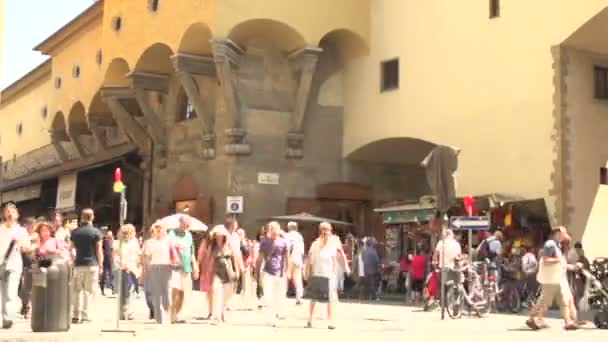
left=362, top=239, right=380, bottom=301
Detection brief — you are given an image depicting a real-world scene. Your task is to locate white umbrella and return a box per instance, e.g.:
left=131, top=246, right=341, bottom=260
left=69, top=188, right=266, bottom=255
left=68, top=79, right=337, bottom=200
left=158, top=214, right=208, bottom=232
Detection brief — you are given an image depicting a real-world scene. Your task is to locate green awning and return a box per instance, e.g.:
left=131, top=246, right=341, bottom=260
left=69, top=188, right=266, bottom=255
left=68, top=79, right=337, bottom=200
left=381, top=208, right=436, bottom=224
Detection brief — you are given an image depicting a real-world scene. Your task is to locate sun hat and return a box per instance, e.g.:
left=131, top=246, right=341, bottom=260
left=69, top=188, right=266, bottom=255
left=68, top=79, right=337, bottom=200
left=210, top=225, right=229, bottom=238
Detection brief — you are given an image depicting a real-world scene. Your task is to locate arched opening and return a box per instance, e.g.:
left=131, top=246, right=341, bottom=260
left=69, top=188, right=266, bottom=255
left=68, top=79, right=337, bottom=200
left=134, top=43, right=174, bottom=74
left=171, top=174, right=211, bottom=224
left=88, top=91, right=129, bottom=148
left=228, top=18, right=307, bottom=52
left=103, top=58, right=131, bottom=87
left=50, top=111, right=69, bottom=141
left=67, top=102, right=91, bottom=137
left=347, top=137, right=437, bottom=165
left=319, top=29, right=369, bottom=64
left=178, top=22, right=213, bottom=55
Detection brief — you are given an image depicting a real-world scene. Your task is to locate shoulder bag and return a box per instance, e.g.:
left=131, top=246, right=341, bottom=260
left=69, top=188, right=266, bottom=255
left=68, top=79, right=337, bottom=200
left=0, top=240, right=17, bottom=280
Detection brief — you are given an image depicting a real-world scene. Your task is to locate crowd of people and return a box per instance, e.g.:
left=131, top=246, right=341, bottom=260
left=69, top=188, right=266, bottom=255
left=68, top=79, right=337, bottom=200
left=0, top=200, right=598, bottom=332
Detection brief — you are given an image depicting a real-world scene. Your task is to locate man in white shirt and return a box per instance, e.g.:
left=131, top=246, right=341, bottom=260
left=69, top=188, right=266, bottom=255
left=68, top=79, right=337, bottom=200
left=285, top=222, right=304, bottom=304
left=0, top=203, right=31, bottom=329
left=433, top=229, right=461, bottom=269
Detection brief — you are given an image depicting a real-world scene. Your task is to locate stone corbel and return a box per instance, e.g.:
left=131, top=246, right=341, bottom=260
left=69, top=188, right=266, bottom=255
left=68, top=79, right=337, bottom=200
left=101, top=86, right=150, bottom=153
left=286, top=47, right=322, bottom=159
left=88, top=118, right=108, bottom=151
left=128, top=72, right=169, bottom=145
left=67, top=131, right=87, bottom=158
left=49, top=130, right=70, bottom=162
left=172, top=53, right=217, bottom=159
left=211, top=38, right=251, bottom=156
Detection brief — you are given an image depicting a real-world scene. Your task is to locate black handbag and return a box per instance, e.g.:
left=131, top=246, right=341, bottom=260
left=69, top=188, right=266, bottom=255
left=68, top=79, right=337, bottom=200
left=0, top=240, right=17, bottom=280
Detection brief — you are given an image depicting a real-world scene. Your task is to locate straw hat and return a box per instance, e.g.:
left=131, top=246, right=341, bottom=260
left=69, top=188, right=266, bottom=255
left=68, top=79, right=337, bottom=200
left=209, top=225, right=229, bottom=238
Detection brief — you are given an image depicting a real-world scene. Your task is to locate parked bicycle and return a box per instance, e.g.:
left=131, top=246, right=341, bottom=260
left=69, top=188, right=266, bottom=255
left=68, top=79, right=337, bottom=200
left=445, top=257, right=491, bottom=319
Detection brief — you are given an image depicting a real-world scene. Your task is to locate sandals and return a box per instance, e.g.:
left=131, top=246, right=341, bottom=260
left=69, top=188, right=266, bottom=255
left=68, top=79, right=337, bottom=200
left=564, top=323, right=579, bottom=330
left=525, top=319, right=540, bottom=331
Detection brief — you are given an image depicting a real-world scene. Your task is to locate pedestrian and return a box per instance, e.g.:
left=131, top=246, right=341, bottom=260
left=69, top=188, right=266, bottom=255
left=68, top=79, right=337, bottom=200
left=224, top=216, right=244, bottom=310
left=208, top=225, right=241, bottom=325
left=285, top=221, right=305, bottom=305
left=526, top=226, right=578, bottom=330
left=410, top=247, right=428, bottom=305
left=304, top=222, right=340, bottom=329
left=521, top=246, right=539, bottom=305
left=114, top=224, right=140, bottom=320
left=143, top=222, right=174, bottom=324
left=34, top=221, right=67, bottom=259
left=255, top=221, right=289, bottom=327
left=0, top=203, right=31, bottom=329
left=126, top=225, right=141, bottom=299
left=100, top=230, right=115, bottom=296
left=19, top=216, right=37, bottom=319
left=197, top=232, right=214, bottom=319
left=168, top=215, right=199, bottom=323
left=69, top=208, right=103, bottom=324
left=362, top=239, right=380, bottom=301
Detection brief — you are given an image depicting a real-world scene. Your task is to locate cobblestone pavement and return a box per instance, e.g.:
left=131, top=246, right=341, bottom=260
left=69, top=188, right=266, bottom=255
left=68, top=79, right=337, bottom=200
left=1, top=292, right=607, bottom=342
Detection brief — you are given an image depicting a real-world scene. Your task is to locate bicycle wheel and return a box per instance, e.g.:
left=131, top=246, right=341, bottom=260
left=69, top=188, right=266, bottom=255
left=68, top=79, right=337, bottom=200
left=446, top=287, right=464, bottom=319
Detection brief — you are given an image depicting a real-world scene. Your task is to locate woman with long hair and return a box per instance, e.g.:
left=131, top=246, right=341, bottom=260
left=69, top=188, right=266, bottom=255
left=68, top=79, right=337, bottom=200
left=114, top=224, right=140, bottom=320
left=34, top=221, right=67, bottom=259
left=197, top=232, right=214, bottom=319
left=142, top=222, right=175, bottom=324
left=208, top=225, right=240, bottom=325
left=304, top=222, right=339, bottom=329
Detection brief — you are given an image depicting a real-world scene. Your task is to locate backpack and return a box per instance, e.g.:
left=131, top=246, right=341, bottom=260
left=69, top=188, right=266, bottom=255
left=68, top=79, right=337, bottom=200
left=475, top=239, right=491, bottom=261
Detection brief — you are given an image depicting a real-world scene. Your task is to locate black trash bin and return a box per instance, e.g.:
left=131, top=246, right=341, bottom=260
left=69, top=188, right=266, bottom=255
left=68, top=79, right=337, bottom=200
left=31, top=256, right=71, bottom=332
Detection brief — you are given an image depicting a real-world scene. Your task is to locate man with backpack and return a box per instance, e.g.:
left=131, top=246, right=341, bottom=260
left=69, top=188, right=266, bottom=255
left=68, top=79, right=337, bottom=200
left=475, top=230, right=504, bottom=284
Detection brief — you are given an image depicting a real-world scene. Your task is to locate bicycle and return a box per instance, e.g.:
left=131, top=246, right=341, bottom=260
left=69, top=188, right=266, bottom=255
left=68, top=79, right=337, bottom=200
left=445, top=257, right=490, bottom=319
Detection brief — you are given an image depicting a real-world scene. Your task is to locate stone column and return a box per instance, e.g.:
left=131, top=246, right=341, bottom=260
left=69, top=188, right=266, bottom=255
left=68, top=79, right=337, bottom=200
left=286, top=47, right=322, bottom=159
left=211, top=38, right=251, bottom=156
left=172, top=53, right=217, bottom=159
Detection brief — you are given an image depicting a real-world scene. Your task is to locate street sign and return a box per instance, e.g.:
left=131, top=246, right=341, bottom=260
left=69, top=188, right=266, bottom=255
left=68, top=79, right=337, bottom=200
left=450, top=216, right=490, bottom=230
left=226, top=196, right=243, bottom=214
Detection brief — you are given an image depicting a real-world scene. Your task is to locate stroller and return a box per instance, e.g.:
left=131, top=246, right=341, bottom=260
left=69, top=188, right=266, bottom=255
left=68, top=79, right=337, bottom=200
left=580, top=257, right=608, bottom=329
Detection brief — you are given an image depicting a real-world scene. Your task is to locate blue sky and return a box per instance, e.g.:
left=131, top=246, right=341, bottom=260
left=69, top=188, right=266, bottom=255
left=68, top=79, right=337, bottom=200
left=2, top=0, right=93, bottom=89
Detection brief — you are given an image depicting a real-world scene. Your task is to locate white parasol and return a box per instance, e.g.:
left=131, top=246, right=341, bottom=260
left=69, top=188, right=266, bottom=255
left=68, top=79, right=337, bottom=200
left=158, top=213, right=208, bottom=232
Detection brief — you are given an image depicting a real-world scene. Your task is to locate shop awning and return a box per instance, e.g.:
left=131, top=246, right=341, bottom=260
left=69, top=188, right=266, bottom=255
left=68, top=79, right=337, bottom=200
left=0, top=183, right=42, bottom=204
left=0, top=143, right=136, bottom=193
left=374, top=202, right=437, bottom=224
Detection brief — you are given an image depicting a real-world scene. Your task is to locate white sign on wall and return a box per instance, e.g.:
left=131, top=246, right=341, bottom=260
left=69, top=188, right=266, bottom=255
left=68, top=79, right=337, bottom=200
left=226, top=196, right=243, bottom=214
left=257, top=172, right=280, bottom=185
left=56, top=172, right=78, bottom=210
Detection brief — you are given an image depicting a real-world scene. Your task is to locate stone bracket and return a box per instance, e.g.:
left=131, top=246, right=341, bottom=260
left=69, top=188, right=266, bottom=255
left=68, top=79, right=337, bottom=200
left=172, top=54, right=217, bottom=159
left=285, top=47, right=322, bottom=159
left=68, top=131, right=87, bottom=158
left=50, top=131, right=70, bottom=162
left=89, top=122, right=108, bottom=151
left=128, top=72, right=169, bottom=93
left=101, top=87, right=149, bottom=153
left=132, top=87, right=167, bottom=145
left=172, top=53, right=216, bottom=77
left=212, top=38, right=251, bottom=156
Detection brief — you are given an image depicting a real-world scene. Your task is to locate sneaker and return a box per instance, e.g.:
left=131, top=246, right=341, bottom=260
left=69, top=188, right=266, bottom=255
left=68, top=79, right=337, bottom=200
left=2, top=321, right=13, bottom=329
left=305, top=321, right=312, bottom=328
left=328, top=325, right=336, bottom=330
left=71, top=317, right=80, bottom=324
left=296, top=300, right=302, bottom=306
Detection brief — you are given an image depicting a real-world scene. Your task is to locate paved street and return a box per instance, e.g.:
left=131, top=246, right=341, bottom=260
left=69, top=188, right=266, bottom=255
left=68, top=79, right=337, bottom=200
left=1, top=292, right=607, bottom=342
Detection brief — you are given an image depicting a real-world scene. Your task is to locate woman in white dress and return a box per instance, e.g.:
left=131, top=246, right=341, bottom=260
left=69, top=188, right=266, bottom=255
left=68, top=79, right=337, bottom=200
left=304, top=222, right=339, bottom=329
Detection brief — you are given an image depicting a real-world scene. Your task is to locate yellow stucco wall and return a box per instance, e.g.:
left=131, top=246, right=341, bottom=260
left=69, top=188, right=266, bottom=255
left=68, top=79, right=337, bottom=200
left=343, top=0, right=608, bottom=215
left=0, top=76, right=52, bottom=158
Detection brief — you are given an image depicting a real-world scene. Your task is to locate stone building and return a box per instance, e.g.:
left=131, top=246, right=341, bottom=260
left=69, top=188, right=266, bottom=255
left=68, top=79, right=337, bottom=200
left=1, top=0, right=608, bottom=240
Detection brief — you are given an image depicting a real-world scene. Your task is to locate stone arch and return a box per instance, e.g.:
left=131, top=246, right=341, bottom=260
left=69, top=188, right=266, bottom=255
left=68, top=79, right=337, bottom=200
left=50, top=111, right=69, bottom=141
left=67, top=102, right=91, bottom=136
left=228, top=18, right=307, bottom=52
left=134, top=43, right=175, bottom=74
left=104, top=58, right=131, bottom=87
left=178, top=22, right=213, bottom=55
left=347, top=137, right=437, bottom=165
left=319, top=29, right=369, bottom=64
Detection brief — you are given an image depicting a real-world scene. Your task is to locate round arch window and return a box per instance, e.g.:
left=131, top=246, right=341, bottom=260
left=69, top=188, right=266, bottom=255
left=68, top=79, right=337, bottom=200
left=54, top=77, right=62, bottom=89
left=16, top=123, right=23, bottom=136
left=96, top=49, right=103, bottom=65
left=41, top=106, right=48, bottom=119
left=148, top=0, right=160, bottom=12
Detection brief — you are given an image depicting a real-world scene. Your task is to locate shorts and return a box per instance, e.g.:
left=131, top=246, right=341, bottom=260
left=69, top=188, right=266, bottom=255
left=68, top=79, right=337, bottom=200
left=411, top=279, right=424, bottom=292
left=538, top=284, right=564, bottom=308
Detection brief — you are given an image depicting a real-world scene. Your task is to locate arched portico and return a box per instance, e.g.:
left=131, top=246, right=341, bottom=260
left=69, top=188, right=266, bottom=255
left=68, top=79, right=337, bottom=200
left=347, top=137, right=437, bottom=165
left=67, top=102, right=94, bottom=157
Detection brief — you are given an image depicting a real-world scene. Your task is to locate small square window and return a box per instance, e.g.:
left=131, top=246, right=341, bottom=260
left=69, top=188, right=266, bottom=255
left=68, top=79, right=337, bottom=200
left=490, top=0, right=500, bottom=18
left=601, top=167, right=608, bottom=185
left=594, top=66, right=608, bottom=99
left=54, top=77, right=62, bottom=89
left=96, top=50, right=103, bottom=65
left=72, top=65, right=81, bottom=78
left=41, top=106, right=48, bottom=119
left=381, top=58, right=399, bottom=92
left=16, top=123, right=23, bottom=136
